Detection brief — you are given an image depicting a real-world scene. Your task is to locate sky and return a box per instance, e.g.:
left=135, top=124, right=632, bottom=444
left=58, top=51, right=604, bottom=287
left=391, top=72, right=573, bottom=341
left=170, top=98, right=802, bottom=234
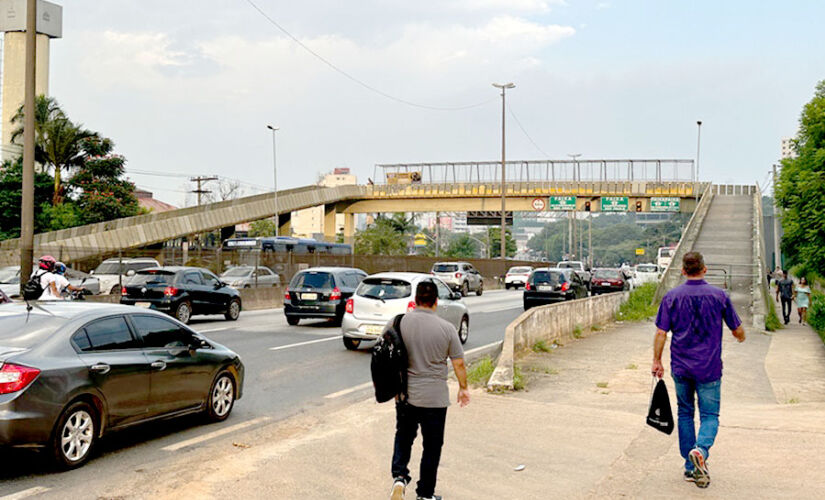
left=40, top=0, right=825, bottom=206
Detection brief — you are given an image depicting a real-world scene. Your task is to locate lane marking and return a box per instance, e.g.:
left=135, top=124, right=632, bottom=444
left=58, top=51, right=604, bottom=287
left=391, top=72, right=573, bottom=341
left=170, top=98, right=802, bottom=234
left=198, top=327, right=231, bottom=333
left=161, top=416, right=271, bottom=452
left=0, top=487, right=52, bottom=500
left=472, top=304, right=522, bottom=314
left=269, top=336, right=342, bottom=351
left=323, top=341, right=504, bottom=400
left=324, top=381, right=373, bottom=399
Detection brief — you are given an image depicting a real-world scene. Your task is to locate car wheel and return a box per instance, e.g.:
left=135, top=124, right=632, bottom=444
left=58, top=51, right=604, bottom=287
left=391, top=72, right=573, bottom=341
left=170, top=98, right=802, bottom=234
left=175, top=301, right=192, bottom=324
left=505, top=283, right=511, bottom=290
left=343, top=337, right=361, bottom=350
left=458, top=316, right=469, bottom=344
left=51, top=401, right=97, bottom=470
left=243, top=284, right=251, bottom=289
left=109, top=285, right=120, bottom=295
left=286, top=316, right=300, bottom=326
left=461, top=282, right=469, bottom=297
left=224, top=299, right=241, bottom=321
left=206, top=372, right=235, bottom=422
left=476, top=283, right=483, bottom=296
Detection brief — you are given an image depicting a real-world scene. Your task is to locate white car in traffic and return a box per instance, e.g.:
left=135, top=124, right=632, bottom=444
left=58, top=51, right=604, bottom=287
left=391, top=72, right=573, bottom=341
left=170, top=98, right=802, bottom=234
left=505, top=266, right=533, bottom=289
left=91, top=257, right=160, bottom=294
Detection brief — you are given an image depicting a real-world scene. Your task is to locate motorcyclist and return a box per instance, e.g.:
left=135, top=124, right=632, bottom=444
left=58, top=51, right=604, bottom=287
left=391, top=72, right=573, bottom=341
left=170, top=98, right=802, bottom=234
left=35, top=255, right=60, bottom=300
left=52, top=262, right=87, bottom=299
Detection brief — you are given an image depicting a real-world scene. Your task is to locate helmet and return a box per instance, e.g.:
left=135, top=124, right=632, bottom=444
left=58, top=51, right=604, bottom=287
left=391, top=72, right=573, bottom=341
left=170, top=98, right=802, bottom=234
left=38, top=255, right=56, bottom=271
left=54, top=262, right=67, bottom=275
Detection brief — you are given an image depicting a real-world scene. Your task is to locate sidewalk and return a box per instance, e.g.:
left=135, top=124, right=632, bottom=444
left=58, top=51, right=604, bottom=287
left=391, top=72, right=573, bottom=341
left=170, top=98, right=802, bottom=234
left=109, top=320, right=825, bottom=499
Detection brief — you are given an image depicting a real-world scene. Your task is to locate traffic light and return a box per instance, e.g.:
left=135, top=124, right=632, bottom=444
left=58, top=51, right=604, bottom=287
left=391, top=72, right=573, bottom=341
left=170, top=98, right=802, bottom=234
left=635, top=200, right=643, bottom=212
left=584, top=201, right=591, bottom=212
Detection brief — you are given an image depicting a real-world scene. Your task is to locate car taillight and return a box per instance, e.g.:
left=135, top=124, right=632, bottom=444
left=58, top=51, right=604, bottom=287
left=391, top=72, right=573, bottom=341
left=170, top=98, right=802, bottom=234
left=407, top=301, right=417, bottom=312
left=525, top=283, right=531, bottom=291
left=561, top=282, right=570, bottom=291
left=163, top=286, right=179, bottom=296
left=330, top=287, right=341, bottom=301
left=0, top=363, right=40, bottom=395
left=455, top=272, right=462, bottom=279
left=121, top=286, right=127, bottom=295
left=345, top=298, right=354, bottom=314
left=284, top=290, right=291, bottom=301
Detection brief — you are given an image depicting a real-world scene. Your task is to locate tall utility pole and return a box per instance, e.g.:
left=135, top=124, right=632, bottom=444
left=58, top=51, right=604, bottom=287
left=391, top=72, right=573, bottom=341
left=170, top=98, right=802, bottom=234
left=588, top=211, right=592, bottom=268
left=772, top=164, right=782, bottom=269
left=567, top=154, right=581, bottom=258
left=493, top=82, right=515, bottom=262
left=435, top=212, right=440, bottom=258
left=267, top=125, right=280, bottom=236
left=695, top=121, right=702, bottom=203
left=19, top=0, right=36, bottom=280
left=190, top=176, right=218, bottom=206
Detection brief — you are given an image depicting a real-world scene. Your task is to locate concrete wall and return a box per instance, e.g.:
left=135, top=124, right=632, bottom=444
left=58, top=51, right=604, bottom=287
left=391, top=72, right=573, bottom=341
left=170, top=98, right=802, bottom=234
left=488, top=292, right=628, bottom=391
left=86, top=287, right=285, bottom=312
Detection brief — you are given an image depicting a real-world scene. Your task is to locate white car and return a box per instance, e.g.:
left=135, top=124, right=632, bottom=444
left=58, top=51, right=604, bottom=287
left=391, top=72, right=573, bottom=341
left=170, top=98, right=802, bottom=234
left=90, top=257, right=160, bottom=294
left=633, top=263, right=661, bottom=285
left=220, top=265, right=280, bottom=289
left=505, top=266, right=533, bottom=289
left=340, top=272, right=469, bottom=350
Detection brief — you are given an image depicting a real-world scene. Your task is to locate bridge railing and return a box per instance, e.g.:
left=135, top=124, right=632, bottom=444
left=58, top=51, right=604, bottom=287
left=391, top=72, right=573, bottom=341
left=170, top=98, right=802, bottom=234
left=366, top=180, right=706, bottom=198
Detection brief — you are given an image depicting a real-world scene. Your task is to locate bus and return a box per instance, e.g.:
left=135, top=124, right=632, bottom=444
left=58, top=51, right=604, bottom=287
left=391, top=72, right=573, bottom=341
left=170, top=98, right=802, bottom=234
left=657, top=246, right=676, bottom=270
left=222, top=237, right=352, bottom=255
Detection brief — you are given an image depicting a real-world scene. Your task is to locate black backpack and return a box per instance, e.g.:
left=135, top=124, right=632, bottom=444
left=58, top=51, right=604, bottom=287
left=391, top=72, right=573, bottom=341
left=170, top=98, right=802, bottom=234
left=22, top=270, right=46, bottom=301
left=370, top=314, right=408, bottom=403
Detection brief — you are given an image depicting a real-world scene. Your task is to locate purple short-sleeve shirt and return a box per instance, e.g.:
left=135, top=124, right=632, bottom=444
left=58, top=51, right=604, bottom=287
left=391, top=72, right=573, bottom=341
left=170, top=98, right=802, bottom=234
left=655, top=279, right=742, bottom=383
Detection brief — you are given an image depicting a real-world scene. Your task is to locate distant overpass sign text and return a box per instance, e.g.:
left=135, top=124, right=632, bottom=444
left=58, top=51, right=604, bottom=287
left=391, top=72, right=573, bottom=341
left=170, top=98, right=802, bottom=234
left=601, top=196, right=629, bottom=212
left=650, top=197, right=681, bottom=212
left=549, top=196, right=576, bottom=211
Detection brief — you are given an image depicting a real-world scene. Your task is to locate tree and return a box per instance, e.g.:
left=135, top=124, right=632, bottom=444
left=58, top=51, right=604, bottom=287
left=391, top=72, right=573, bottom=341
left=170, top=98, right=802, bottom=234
left=355, top=217, right=410, bottom=255
left=776, top=80, right=825, bottom=275
left=69, top=137, right=140, bottom=225
left=203, top=178, right=244, bottom=203
left=444, top=234, right=480, bottom=259
left=0, top=158, right=53, bottom=239
left=249, top=219, right=278, bottom=237
left=487, top=227, right=517, bottom=258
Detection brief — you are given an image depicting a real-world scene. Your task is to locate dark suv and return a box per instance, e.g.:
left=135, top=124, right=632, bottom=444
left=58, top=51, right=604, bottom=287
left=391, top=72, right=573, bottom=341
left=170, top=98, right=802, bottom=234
left=523, top=268, right=588, bottom=310
left=121, top=267, right=242, bottom=324
left=284, top=267, right=366, bottom=325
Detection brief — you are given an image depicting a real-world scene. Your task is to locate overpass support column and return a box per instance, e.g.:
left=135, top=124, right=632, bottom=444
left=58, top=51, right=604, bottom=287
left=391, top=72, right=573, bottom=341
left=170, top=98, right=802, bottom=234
left=278, top=212, right=292, bottom=237
left=343, top=213, right=355, bottom=248
left=323, top=204, right=338, bottom=243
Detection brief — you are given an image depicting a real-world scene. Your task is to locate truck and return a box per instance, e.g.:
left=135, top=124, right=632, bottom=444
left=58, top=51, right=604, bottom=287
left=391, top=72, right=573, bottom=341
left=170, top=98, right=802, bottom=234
left=555, top=261, right=592, bottom=290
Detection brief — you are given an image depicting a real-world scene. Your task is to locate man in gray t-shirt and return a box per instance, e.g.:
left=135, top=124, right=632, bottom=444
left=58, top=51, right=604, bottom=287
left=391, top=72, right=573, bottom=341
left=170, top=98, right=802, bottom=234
left=775, top=271, right=794, bottom=324
left=390, top=280, right=469, bottom=500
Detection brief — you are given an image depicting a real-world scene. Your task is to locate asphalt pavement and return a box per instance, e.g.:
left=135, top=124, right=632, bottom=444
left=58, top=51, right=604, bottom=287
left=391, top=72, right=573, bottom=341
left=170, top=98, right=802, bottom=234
left=0, top=289, right=525, bottom=498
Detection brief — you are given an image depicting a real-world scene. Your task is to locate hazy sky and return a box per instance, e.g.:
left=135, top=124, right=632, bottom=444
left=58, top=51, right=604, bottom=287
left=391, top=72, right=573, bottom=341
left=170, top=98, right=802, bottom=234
left=44, top=0, right=825, bottom=205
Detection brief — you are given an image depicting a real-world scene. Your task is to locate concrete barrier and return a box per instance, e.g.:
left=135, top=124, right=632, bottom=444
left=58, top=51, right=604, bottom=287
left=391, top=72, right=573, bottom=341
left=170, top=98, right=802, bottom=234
left=86, top=287, right=285, bottom=312
left=487, top=292, right=629, bottom=391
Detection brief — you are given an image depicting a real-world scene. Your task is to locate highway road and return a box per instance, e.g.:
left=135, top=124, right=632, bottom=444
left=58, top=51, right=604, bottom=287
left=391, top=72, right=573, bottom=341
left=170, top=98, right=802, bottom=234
left=0, top=289, right=524, bottom=498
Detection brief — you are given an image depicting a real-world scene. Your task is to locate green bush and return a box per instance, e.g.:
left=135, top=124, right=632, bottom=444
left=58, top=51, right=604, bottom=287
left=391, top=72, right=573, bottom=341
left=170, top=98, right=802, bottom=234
left=766, top=297, right=783, bottom=332
left=617, top=282, right=659, bottom=321
left=532, top=340, right=552, bottom=353
left=808, top=290, right=825, bottom=344
left=466, top=356, right=495, bottom=387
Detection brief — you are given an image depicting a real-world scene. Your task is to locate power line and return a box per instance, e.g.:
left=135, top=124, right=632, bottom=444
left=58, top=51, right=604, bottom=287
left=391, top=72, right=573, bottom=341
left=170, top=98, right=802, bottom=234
left=242, top=0, right=497, bottom=112
left=507, top=103, right=551, bottom=158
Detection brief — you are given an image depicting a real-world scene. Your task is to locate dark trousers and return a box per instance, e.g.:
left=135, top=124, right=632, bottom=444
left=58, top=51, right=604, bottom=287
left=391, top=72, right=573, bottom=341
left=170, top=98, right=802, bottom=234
left=781, top=297, right=793, bottom=323
left=391, top=401, right=447, bottom=498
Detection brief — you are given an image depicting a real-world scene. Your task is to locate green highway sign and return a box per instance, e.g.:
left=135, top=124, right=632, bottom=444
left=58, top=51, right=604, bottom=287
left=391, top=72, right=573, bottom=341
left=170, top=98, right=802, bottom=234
left=600, top=196, right=629, bottom=212
left=650, top=197, right=681, bottom=212
left=548, top=196, right=576, bottom=211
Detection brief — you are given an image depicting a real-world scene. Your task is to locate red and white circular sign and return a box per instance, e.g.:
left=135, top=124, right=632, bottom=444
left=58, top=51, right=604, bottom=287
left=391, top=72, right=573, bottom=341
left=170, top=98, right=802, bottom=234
left=532, top=197, right=546, bottom=211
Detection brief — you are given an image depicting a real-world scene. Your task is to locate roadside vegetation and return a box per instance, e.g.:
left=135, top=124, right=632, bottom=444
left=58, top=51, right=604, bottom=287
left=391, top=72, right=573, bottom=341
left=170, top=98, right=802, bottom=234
left=616, top=282, right=659, bottom=321
left=465, top=355, right=526, bottom=391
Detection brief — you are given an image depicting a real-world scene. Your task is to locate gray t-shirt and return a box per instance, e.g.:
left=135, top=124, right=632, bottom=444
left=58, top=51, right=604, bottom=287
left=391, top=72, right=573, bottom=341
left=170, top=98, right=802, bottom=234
left=398, top=308, right=464, bottom=408
left=778, top=278, right=794, bottom=299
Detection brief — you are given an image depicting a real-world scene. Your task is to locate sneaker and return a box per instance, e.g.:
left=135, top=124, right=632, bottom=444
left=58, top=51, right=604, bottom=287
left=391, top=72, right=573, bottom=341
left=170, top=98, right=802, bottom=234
left=688, top=448, right=710, bottom=488
left=416, top=497, right=442, bottom=500
left=683, top=469, right=696, bottom=482
left=390, top=479, right=406, bottom=500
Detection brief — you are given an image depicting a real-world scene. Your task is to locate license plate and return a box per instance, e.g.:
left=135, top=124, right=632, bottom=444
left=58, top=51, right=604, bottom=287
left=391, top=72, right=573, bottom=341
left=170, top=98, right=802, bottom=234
left=538, top=285, right=552, bottom=291
left=601, top=282, right=610, bottom=286
left=135, top=302, right=151, bottom=308
left=301, top=293, right=318, bottom=300
left=364, top=324, right=384, bottom=336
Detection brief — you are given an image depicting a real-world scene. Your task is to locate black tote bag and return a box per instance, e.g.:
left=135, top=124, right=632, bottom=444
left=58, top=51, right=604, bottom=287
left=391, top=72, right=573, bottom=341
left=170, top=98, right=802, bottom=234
left=646, top=378, right=674, bottom=435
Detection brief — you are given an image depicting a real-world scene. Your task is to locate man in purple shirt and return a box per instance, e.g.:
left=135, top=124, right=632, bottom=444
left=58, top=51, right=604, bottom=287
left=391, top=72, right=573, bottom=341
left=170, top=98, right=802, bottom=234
left=652, top=251, right=746, bottom=489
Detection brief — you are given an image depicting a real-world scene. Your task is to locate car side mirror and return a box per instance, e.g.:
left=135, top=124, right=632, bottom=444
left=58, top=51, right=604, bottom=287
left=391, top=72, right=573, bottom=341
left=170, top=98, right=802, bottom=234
left=189, top=336, right=209, bottom=350
left=215, top=281, right=224, bottom=289
left=89, top=269, right=95, bottom=275
left=450, top=291, right=461, bottom=300
left=126, top=269, right=136, bottom=277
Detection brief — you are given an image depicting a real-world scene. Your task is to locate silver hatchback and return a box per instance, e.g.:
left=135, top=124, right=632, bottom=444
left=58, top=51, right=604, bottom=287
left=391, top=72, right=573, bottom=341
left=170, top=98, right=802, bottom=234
left=340, top=272, right=470, bottom=350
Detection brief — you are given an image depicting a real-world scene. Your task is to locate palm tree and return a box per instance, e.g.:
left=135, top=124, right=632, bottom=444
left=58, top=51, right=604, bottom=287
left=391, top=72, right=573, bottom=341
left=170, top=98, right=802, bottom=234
left=10, top=95, right=96, bottom=204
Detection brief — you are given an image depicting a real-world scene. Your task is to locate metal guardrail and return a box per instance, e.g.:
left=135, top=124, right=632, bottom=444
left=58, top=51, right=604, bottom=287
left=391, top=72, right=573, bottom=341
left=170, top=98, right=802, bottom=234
left=366, top=181, right=704, bottom=198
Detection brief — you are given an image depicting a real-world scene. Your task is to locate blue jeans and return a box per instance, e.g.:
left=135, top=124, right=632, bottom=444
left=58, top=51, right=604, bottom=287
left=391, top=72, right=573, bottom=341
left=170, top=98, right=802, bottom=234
left=672, top=375, right=721, bottom=471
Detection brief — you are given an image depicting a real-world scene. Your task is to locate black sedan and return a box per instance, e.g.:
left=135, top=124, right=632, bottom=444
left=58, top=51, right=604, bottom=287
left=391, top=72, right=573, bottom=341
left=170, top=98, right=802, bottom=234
left=0, top=302, right=244, bottom=469
left=523, top=268, right=588, bottom=310
left=121, top=267, right=242, bottom=324
left=590, top=268, right=630, bottom=295
left=284, top=267, right=366, bottom=326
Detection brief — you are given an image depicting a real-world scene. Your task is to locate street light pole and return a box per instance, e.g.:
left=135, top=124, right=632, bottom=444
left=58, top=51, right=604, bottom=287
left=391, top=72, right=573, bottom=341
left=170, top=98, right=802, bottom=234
left=567, top=153, right=581, bottom=258
left=19, top=0, right=36, bottom=280
left=267, top=125, right=280, bottom=236
left=493, top=82, right=515, bottom=262
left=695, top=121, right=702, bottom=204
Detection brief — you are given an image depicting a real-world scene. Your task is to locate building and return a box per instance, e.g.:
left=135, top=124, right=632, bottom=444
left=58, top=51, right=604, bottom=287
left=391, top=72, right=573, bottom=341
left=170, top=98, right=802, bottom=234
left=135, top=188, right=177, bottom=213
left=781, top=137, right=796, bottom=159
left=290, top=168, right=357, bottom=239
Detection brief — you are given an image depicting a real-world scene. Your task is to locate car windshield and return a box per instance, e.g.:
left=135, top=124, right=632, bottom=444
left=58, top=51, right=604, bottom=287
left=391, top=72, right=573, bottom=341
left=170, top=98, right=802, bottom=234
left=509, top=267, right=531, bottom=274
left=659, top=248, right=674, bottom=258
left=221, top=267, right=252, bottom=278
left=93, top=262, right=125, bottom=274
left=291, top=271, right=333, bottom=289
left=357, top=278, right=412, bottom=300
left=0, top=266, right=19, bottom=283
left=557, top=262, right=579, bottom=269
left=129, top=270, right=176, bottom=285
left=637, top=265, right=658, bottom=273
left=531, top=271, right=563, bottom=285
left=594, top=269, right=621, bottom=279
left=433, top=264, right=458, bottom=273
left=0, top=310, right=65, bottom=348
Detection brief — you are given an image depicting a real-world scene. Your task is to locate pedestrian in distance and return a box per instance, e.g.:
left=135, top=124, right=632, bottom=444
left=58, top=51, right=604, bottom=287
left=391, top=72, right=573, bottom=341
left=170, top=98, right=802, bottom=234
left=390, top=281, right=470, bottom=500
left=775, top=271, right=795, bottom=325
left=794, top=277, right=812, bottom=325
left=652, top=251, right=746, bottom=489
